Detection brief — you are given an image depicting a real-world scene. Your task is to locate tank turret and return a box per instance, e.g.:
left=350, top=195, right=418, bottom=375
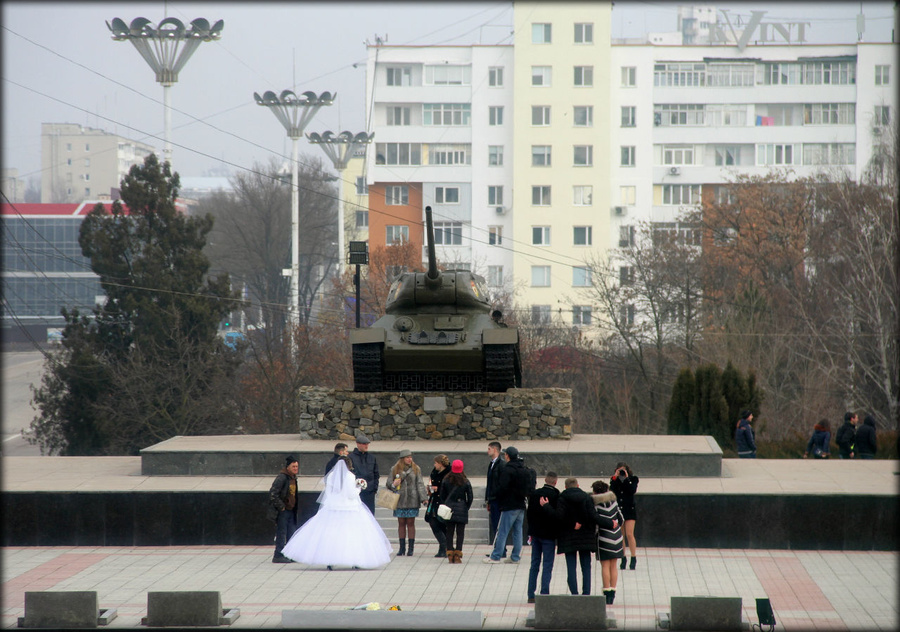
left=350, top=206, right=521, bottom=392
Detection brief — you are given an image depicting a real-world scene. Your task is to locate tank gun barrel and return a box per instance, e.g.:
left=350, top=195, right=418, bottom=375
left=424, top=205, right=441, bottom=289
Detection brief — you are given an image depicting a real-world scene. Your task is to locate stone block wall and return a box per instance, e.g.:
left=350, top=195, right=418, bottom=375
left=296, top=387, right=572, bottom=441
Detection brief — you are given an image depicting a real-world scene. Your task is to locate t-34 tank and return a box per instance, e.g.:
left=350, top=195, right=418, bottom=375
left=351, top=206, right=521, bottom=392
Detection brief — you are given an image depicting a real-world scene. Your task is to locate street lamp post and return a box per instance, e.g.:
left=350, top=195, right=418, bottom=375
left=306, top=131, right=374, bottom=278
left=254, top=90, right=334, bottom=329
left=107, top=16, right=224, bottom=167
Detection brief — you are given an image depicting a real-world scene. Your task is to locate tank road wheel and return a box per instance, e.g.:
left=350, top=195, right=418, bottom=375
left=484, top=344, right=517, bottom=392
left=352, top=343, right=384, bottom=392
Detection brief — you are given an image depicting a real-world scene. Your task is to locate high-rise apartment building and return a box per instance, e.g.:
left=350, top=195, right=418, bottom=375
left=41, top=123, right=155, bottom=203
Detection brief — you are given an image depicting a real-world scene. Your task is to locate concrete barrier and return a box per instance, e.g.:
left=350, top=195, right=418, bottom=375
left=660, top=596, right=745, bottom=631
left=17, top=591, right=117, bottom=628
left=141, top=591, right=239, bottom=627
left=527, top=594, right=610, bottom=630
left=281, top=609, right=483, bottom=629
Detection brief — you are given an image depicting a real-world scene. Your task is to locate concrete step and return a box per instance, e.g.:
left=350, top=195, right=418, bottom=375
left=373, top=506, right=491, bottom=544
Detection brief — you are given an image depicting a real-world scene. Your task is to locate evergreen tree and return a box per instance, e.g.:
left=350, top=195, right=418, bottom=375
left=667, top=368, right=695, bottom=435
left=28, top=155, right=240, bottom=455
left=721, top=360, right=749, bottom=426
left=690, top=363, right=729, bottom=448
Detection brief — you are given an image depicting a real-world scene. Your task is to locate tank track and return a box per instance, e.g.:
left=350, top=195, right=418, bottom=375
left=352, top=343, right=384, bottom=392
left=484, top=344, right=519, bottom=392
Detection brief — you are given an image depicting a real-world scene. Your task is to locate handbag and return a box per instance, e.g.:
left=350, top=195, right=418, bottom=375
left=436, top=503, right=453, bottom=521
left=376, top=487, right=400, bottom=511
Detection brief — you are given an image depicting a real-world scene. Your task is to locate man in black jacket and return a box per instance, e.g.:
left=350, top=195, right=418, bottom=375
left=349, top=433, right=379, bottom=513
left=324, top=443, right=348, bottom=474
left=836, top=412, right=858, bottom=459
left=526, top=472, right=560, bottom=603
left=267, top=455, right=300, bottom=563
left=540, top=477, right=617, bottom=595
left=483, top=446, right=530, bottom=564
left=485, top=441, right=507, bottom=557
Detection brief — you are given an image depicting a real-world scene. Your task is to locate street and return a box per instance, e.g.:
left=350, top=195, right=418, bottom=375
left=2, top=350, right=45, bottom=456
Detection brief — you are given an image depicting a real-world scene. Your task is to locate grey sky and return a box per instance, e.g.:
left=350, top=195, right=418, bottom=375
left=2, top=2, right=895, bottom=181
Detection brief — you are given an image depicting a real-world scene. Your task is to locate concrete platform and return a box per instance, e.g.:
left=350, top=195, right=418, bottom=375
left=139, top=434, right=724, bottom=477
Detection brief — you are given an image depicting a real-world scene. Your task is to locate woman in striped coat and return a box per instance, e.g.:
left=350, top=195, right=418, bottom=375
left=592, top=480, right=625, bottom=605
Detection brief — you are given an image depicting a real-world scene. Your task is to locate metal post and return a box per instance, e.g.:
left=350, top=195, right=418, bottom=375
left=337, top=180, right=345, bottom=278
left=163, top=83, right=172, bottom=165
left=355, top=263, right=361, bottom=328
left=290, top=136, right=300, bottom=328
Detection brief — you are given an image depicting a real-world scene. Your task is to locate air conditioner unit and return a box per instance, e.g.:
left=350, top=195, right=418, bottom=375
left=495, top=206, right=506, bottom=215
left=669, top=167, right=681, bottom=175
left=613, top=205, right=627, bottom=216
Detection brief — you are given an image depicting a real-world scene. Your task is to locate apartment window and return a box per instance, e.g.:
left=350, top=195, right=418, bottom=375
left=489, top=106, right=504, bottom=126
left=489, top=226, right=503, bottom=245
left=532, top=305, right=551, bottom=324
left=355, top=177, right=369, bottom=195
left=355, top=210, right=369, bottom=228
left=66, top=158, right=72, bottom=166
left=574, top=106, right=593, bottom=127
left=574, top=66, right=593, bottom=87
left=425, top=65, right=471, bottom=85
left=385, top=185, right=409, bottom=205
left=619, top=303, right=636, bottom=326
left=531, top=266, right=551, bottom=287
left=763, top=62, right=802, bottom=85
left=386, top=225, right=409, bottom=244
left=532, top=145, right=552, bottom=167
left=619, top=266, right=635, bottom=286
left=488, top=186, right=503, bottom=206
left=875, top=106, right=891, bottom=125
left=573, top=305, right=592, bottom=326
left=573, top=145, right=593, bottom=166
left=574, top=22, right=593, bottom=44
left=433, top=221, right=463, bottom=245
left=663, top=145, right=693, bottom=166
left=83, top=173, right=90, bottom=181
left=573, top=266, right=592, bottom=287
left=488, top=146, right=503, bottom=166
left=654, top=62, right=706, bottom=87
left=67, top=187, right=72, bottom=195
left=803, top=103, right=855, bottom=125
left=84, top=158, right=91, bottom=167
left=653, top=222, right=702, bottom=247
left=621, top=146, right=635, bottom=167
left=85, top=144, right=90, bottom=151
left=802, top=60, right=855, bottom=85
left=532, top=105, right=551, bottom=126
left=802, top=143, right=856, bottom=165
left=387, top=106, right=411, bottom=126
left=532, top=23, right=551, bottom=43
left=655, top=104, right=705, bottom=126
left=620, top=186, right=636, bottom=205
left=572, top=186, right=592, bottom=206
left=706, top=63, right=754, bottom=87
left=532, top=226, right=551, bottom=246
left=532, top=186, right=551, bottom=206
left=663, top=184, right=702, bottom=205
left=429, top=144, right=470, bottom=165
left=66, top=143, right=72, bottom=151
left=532, top=66, right=552, bottom=87
left=424, top=103, right=471, bottom=126
left=875, top=65, right=890, bottom=86
left=621, top=106, right=636, bottom=127
left=386, top=66, right=412, bottom=86
left=714, top=146, right=741, bottom=166
left=621, top=66, right=636, bottom=87
left=573, top=225, right=593, bottom=246
left=756, top=144, right=798, bottom=166
left=707, top=104, right=748, bottom=127
left=487, top=265, right=504, bottom=287
left=434, top=186, right=459, bottom=204
left=84, top=187, right=91, bottom=196
left=375, top=142, right=422, bottom=165
left=619, top=225, right=635, bottom=247
left=489, top=66, right=504, bottom=87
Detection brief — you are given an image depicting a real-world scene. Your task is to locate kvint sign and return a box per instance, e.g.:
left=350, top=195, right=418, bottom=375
left=711, top=10, right=811, bottom=51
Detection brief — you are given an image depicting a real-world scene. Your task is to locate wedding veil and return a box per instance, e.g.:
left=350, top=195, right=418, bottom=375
left=316, top=459, right=360, bottom=510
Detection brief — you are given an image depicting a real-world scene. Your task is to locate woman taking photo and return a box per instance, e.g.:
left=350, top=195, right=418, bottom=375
left=388, top=449, right=428, bottom=556
left=425, top=454, right=451, bottom=558
left=610, top=461, right=639, bottom=570
left=439, top=459, right=474, bottom=564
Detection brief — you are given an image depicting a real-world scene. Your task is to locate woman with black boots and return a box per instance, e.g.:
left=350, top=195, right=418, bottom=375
left=610, top=461, right=639, bottom=570
left=592, top=480, right=625, bottom=604
left=425, top=454, right=450, bottom=557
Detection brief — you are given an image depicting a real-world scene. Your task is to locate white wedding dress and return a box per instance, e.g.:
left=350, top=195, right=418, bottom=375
left=281, top=460, right=392, bottom=569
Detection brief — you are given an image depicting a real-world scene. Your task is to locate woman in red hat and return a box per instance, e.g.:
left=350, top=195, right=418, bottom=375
left=439, top=459, right=474, bottom=563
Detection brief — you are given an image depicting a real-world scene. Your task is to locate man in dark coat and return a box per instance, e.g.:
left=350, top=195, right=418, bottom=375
left=267, top=455, right=300, bottom=563
left=526, top=472, right=560, bottom=603
left=324, top=442, right=348, bottom=475
left=483, top=446, right=530, bottom=563
left=735, top=410, right=756, bottom=458
left=855, top=415, right=877, bottom=459
left=484, top=441, right=507, bottom=557
left=836, top=412, right=858, bottom=459
left=540, top=477, right=617, bottom=595
left=349, top=433, right=379, bottom=513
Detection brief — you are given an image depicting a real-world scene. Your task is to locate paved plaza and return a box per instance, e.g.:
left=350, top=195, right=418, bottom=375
left=2, top=542, right=896, bottom=630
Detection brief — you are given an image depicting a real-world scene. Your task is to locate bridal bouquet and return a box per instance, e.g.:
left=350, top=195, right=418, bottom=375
left=356, top=478, right=368, bottom=490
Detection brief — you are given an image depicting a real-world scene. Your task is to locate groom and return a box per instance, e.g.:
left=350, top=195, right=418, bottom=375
left=349, top=433, right=379, bottom=514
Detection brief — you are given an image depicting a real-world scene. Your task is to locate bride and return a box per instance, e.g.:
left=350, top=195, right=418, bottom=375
left=281, top=457, right=392, bottom=569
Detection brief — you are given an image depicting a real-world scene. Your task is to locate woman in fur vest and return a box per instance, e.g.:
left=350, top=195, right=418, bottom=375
left=388, top=449, right=428, bottom=556
left=592, top=480, right=625, bottom=604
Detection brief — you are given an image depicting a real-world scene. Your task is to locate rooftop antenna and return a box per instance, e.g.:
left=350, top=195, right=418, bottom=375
left=857, top=1, right=866, bottom=42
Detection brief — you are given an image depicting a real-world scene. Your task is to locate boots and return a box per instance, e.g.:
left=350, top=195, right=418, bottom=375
left=620, top=556, right=627, bottom=570
left=629, top=556, right=637, bottom=570
left=447, top=549, right=455, bottom=563
left=456, top=550, right=463, bottom=564
left=397, top=539, right=406, bottom=556
left=605, top=589, right=616, bottom=604
left=406, top=539, right=415, bottom=556
left=435, top=544, right=447, bottom=558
